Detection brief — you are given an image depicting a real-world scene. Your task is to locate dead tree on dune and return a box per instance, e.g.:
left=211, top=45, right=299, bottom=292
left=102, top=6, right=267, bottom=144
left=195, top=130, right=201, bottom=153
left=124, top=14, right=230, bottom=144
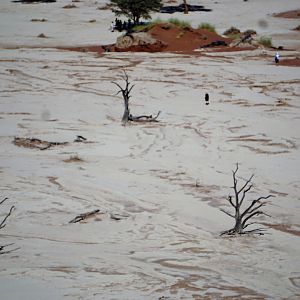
left=112, top=71, right=161, bottom=124
left=220, top=164, right=274, bottom=236
left=0, top=197, right=18, bottom=255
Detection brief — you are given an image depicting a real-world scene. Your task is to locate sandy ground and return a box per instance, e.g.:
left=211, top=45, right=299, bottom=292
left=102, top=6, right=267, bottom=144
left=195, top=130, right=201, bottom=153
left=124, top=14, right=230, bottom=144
left=0, top=0, right=300, bottom=299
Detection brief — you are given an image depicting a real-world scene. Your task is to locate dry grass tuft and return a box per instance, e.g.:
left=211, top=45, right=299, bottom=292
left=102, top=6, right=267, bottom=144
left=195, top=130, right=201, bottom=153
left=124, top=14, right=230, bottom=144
left=63, top=154, right=84, bottom=163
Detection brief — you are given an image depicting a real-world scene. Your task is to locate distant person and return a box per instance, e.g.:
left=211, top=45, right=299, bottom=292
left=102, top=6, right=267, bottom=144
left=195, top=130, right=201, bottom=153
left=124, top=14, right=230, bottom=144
left=128, top=19, right=132, bottom=28
left=275, top=52, right=280, bottom=63
left=122, top=21, right=127, bottom=31
left=116, top=19, right=122, bottom=31
left=110, top=21, right=115, bottom=32
left=205, top=93, right=209, bottom=105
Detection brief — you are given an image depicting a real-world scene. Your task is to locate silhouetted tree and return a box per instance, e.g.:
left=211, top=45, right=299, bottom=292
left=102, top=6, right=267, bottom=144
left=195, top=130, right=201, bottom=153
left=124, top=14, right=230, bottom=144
left=110, top=0, right=163, bottom=25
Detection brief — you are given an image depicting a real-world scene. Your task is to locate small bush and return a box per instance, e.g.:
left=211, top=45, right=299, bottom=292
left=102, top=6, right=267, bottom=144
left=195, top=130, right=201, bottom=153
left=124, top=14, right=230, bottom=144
left=198, top=22, right=216, bottom=33
left=133, top=18, right=162, bottom=32
left=227, top=33, right=241, bottom=40
left=223, top=26, right=240, bottom=36
left=244, top=29, right=257, bottom=36
left=258, top=36, right=273, bottom=48
left=168, top=18, right=191, bottom=29
left=293, top=25, right=300, bottom=31
left=63, top=154, right=84, bottom=163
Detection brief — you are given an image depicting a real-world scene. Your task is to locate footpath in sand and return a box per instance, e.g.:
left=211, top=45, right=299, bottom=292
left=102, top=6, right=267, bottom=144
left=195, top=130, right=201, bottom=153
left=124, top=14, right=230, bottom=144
left=0, top=0, right=300, bottom=299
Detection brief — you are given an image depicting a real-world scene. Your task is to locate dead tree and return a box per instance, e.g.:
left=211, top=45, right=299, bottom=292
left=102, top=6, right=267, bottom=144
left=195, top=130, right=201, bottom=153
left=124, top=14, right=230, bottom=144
left=183, top=0, right=189, bottom=14
left=0, top=197, right=18, bottom=255
left=220, top=164, right=273, bottom=236
left=112, top=71, right=132, bottom=123
left=112, top=71, right=161, bottom=123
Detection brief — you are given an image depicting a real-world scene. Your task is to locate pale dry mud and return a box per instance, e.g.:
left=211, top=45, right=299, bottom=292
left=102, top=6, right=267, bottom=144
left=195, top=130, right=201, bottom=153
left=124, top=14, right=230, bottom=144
left=1, top=1, right=300, bottom=300
left=1, top=47, right=300, bottom=300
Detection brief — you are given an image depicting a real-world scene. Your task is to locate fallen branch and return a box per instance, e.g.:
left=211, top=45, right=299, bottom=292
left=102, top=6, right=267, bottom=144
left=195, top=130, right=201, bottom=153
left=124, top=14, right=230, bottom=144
left=69, top=209, right=100, bottom=223
left=74, top=135, right=87, bottom=142
left=0, top=243, right=20, bottom=255
left=0, top=197, right=18, bottom=255
left=13, top=137, right=68, bottom=150
left=110, top=213, right=129, bottom=221
left=0, top=206, right=15, bottom=229
left=129, top=111, right=161, bottom=122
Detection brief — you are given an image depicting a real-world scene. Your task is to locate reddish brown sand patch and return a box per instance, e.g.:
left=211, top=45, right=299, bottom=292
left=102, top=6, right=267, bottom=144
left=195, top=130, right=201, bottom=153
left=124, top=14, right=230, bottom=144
left=262, top=223, right=300, bottom=237
left=58, top=24, right=243, bottom=55
left=147, top=24, right=231, bottom=53
left=274, top=9, right=300, bottom=19
left=59, top=45, right=105, bottom=55
left=278, top=57, right=300, bottom=67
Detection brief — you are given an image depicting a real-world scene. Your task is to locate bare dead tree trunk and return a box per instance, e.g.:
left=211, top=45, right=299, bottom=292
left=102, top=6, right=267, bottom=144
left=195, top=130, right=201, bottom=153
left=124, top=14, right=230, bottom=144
left=112, top=71, right=133, bottom=123
left=220, top=164, right=273, bottom=236
left=112, top=71, right=161, bottom=124
left=183, top=0, right=189, bottom=14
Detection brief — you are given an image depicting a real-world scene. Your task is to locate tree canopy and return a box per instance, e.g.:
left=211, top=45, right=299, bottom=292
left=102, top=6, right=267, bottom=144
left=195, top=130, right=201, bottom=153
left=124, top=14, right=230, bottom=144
left=110, top=0, right=163, bottom=25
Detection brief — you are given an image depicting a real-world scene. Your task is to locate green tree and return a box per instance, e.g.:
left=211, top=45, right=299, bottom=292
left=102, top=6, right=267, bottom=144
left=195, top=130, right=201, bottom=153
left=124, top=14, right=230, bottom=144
left=110, top=0, right=163, bottom=25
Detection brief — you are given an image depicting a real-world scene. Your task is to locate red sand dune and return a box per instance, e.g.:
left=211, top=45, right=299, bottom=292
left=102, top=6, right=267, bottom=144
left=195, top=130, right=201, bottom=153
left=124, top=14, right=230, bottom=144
left=147, top=24, right=231, bottom=52
left=278, top=57, right=300, bottom=67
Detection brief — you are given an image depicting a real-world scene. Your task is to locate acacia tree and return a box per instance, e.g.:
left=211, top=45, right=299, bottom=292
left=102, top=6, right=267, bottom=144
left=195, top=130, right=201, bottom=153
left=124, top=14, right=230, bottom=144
left=220, top=164, right=273, bottom=236
left=110, top=0, right=163, bottom=25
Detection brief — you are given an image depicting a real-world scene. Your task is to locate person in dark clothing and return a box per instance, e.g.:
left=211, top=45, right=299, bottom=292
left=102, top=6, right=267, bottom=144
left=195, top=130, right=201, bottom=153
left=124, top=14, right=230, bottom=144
left=205, top=93, right=209, bottom=105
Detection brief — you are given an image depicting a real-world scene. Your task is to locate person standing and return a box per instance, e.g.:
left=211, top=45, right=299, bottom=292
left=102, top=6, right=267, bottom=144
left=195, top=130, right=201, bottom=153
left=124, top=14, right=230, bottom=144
left=110, top=21, right=115, bottom=32
left=275, top=52, right=280, bottom=63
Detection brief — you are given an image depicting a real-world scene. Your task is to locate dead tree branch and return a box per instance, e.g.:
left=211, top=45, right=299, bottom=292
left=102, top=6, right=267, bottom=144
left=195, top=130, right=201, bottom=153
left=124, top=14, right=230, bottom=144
left=0, top=206, right=15, bottom=229
left=220, top=164, right=274, bottom=236
left=0, top=197, right=18, bottom=255
left=69, top=209, right=100, bottom=223
left=112, top=71, right=161, bottom=124
left=129, top=110, right=161, bottom=122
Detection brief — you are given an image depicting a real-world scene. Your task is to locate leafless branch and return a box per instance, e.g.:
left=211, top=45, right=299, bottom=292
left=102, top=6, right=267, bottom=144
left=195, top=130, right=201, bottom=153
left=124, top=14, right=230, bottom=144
left=242, top=211, right=267, bottom=229
left=1, top=198, right=18, bottom=255
left=0, top=206, right=15, bottom=229
left=226, top=195, right=235, bottom=208
left=239, top=184, right=253, bottom=206
left=242, top=222, right=259, bottom=229
left=220, top=209, right=235, bottom=218
left=238, top=174, right=254, bottom=195
left=111, top=81, right=123, bottom=91
left=0, top=198, right=8, bottom=205
left=0, top=244, right=20, bottom=255
left=241, top=195, right=273, bottom=218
